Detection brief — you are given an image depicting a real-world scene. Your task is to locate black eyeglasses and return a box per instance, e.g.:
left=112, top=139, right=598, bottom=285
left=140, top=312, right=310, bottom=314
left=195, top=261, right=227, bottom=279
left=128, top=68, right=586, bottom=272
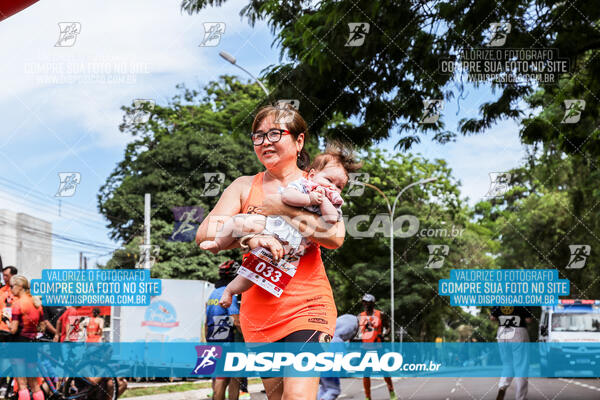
left=250, top=128, right=291, bottom=146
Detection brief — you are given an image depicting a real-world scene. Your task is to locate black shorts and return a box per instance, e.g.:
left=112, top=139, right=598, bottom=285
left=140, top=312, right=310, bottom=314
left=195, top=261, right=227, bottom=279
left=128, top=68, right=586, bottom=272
left=257, top=330, right=331, bottom=379
left=276, top=330, right=331, bottom=343
left=0, top=330, right=12, bottom=342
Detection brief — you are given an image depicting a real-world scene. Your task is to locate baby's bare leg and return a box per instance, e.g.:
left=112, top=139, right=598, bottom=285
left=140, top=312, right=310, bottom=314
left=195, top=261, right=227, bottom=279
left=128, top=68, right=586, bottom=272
left=219, top=275, right=255, bottom=308
left=200, top=214, right=266, bottom=253
left=226, top=275, right=255, bottom=295
left=319, top=197, right=339, bottom=224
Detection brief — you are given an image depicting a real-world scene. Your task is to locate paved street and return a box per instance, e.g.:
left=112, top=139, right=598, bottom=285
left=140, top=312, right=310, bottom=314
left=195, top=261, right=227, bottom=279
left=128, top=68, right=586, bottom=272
left=328, top=377, right=600, bottom=400
left=130, top=377, right=600, bottom=400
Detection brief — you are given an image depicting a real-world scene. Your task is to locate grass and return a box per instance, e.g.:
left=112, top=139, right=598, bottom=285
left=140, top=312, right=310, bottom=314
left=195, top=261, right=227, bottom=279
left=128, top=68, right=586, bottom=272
left=121, top=378, right=262, bottom=398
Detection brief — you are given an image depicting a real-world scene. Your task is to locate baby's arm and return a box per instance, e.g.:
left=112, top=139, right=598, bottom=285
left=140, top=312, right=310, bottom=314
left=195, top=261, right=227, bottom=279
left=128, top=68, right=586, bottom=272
left=281, top=187, right=313, bottom=207
left=282, top=185, right=337, bottom=223
left=219, top=276, right=255, bottom=308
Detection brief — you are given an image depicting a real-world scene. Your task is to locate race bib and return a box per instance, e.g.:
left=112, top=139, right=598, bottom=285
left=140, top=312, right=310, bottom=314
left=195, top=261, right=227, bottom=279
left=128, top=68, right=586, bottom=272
left=66, top=315, right=88, bottom=342
left=497, top=326, right=516, bottom=340
left=239, top=247, right=297, bottom=297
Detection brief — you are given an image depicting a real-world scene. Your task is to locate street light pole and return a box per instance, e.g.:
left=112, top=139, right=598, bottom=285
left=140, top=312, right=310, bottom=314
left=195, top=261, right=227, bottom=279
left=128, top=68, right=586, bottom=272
left=359, top=177, right=437, bottom=341
left=219, top=51, right=270, bottom=96
left=142, top=193, right=152, bottom=270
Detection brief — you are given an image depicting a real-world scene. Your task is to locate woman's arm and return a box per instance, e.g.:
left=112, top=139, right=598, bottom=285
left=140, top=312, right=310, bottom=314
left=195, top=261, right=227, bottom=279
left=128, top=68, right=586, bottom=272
left=54, top=318, right=62, bottom=341
left=9, top=319, right=18, bottom=335
left=43, top=320, right=56, bottom=335
left=261, top=194, right=345, bottom=249
left=195, top=176, right=249, bottom=249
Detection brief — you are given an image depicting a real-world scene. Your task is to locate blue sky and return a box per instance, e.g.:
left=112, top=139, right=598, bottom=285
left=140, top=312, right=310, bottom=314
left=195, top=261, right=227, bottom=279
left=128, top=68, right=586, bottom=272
left=0, top=0, right=526, bottom=269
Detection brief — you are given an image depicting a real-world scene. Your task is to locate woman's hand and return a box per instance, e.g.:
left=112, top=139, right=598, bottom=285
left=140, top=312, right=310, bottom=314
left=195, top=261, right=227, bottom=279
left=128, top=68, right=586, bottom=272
left=247, top=234, right=285, bottom=261
left=260, top=193, right=284, bottom=216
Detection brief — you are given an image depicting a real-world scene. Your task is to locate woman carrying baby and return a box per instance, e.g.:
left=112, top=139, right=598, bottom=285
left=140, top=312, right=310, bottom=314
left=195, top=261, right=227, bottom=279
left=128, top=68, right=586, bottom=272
left=195, top=103, right=360, bottom=400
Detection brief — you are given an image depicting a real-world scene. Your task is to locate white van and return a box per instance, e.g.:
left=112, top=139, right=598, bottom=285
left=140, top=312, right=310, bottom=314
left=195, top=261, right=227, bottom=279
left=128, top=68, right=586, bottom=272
left=539, top=300, right=600, bottom=376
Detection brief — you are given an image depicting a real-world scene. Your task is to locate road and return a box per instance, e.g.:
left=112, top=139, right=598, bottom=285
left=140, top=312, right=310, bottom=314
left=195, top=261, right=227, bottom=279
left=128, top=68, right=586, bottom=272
left=132, top=377, right=600, bottom=400
left=324, top=377, right=600, bottom=399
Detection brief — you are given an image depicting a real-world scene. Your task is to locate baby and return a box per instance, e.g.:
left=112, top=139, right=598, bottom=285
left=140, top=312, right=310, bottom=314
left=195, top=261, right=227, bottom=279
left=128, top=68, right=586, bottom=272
left=199, top=145, right=361, bottom=307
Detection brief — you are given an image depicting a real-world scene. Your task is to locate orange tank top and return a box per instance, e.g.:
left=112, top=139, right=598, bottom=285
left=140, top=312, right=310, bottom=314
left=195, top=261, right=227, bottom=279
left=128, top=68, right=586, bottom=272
left=359, top=309, right=383, bottom=342
left=0, top=286, right=12, bottom=332
left=239, top=172, right=337, bottom=342
left=86, top=317, right=102, bottom=342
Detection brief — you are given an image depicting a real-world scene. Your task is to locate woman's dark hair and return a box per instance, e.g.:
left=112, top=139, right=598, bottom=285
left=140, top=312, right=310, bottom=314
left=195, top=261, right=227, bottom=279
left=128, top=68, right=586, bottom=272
left=252, top=102, right=310, bottom=170
left=92, top=308, right=101, bottom=317
left=3, top=266, right=17, bottom=276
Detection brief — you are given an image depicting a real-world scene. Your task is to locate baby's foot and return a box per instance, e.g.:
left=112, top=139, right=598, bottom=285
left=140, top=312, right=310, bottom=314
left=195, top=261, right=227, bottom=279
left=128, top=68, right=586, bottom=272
left=200, top=240, right=220, bottom=254
left=219, top=290, right=233, bottom=308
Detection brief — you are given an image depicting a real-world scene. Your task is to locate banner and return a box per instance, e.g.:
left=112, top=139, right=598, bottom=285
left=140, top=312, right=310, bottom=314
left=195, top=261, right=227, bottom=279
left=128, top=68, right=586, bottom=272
left=1, top=342, right=599, bottom=378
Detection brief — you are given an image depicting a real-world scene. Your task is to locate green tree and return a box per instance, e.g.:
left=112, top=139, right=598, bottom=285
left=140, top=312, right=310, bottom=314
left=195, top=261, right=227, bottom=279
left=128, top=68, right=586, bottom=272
left=98, top=76, right=266, bottom=279
left=99, top=77, right=497, bottom=341
left=519, top=66, right=600, bottom=159
left=324, top=148, right=496, bottom=341
left=474, top=148, right=600, bottom=301
left=182, top=0, right=600, bottom=152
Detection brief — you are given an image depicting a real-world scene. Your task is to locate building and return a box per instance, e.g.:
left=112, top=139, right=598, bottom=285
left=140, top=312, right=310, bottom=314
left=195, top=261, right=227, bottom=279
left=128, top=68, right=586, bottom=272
left=0, top=209, right=52, bottom=281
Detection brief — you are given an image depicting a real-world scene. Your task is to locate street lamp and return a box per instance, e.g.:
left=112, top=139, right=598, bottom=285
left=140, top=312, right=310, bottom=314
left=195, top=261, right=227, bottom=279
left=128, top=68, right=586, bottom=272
left=219, top=51, right=270, bottom=96
left=356, top=177, right=438, bottom=341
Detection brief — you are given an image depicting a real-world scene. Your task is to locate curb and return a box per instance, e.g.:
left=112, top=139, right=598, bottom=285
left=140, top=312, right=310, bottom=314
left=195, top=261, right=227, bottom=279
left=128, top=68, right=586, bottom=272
left=126, top=383, right=264, bottom=400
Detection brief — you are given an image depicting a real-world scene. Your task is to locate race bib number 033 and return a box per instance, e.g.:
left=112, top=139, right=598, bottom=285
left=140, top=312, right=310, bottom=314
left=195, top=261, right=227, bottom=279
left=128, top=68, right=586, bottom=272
left=239, top=247, right=297, bottom=297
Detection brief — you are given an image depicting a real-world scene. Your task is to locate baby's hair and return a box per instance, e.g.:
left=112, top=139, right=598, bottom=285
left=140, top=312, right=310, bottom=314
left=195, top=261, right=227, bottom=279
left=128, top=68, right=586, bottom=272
left=309, top=141, right=363, bottom=176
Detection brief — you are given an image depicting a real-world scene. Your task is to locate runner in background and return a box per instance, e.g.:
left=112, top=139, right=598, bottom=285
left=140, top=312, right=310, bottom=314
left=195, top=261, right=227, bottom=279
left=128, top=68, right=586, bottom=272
left=0, top=266, right=18, bottom=338
left=56, top=307, right=126, bottom=398
left=358, top=294, right=396, bottom=400
left=232, top=296, right=250, bottom=400
left=40, top=306, right=63, bottom=341
left=54, top=306, right=73, bottom=342
left=65, top=311, right=88, bottom=343
left=86, top=308, right=104, bottom=342
left=0, top=264, right=12, bottom=400
left=206, top=260, right=241, bottom=400
left=54, top=306, right=87, bottom=342
left=8, top=275, right=46, bottom=400
left=318, top=314, right=359, bottom=400
left=490, top=306, right=532, bottom=400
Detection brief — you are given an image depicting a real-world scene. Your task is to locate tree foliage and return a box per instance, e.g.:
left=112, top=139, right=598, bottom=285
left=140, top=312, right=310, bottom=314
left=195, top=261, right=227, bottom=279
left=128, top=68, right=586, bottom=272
left=182, top=0, right=600, bottom=153
left=99, top=77, right=496, bottom=342
left=474, top=147, right=600, bottom=301
left=325, top=148, right=496, bottom=341
left=98, top=76, right=266, bottom=279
